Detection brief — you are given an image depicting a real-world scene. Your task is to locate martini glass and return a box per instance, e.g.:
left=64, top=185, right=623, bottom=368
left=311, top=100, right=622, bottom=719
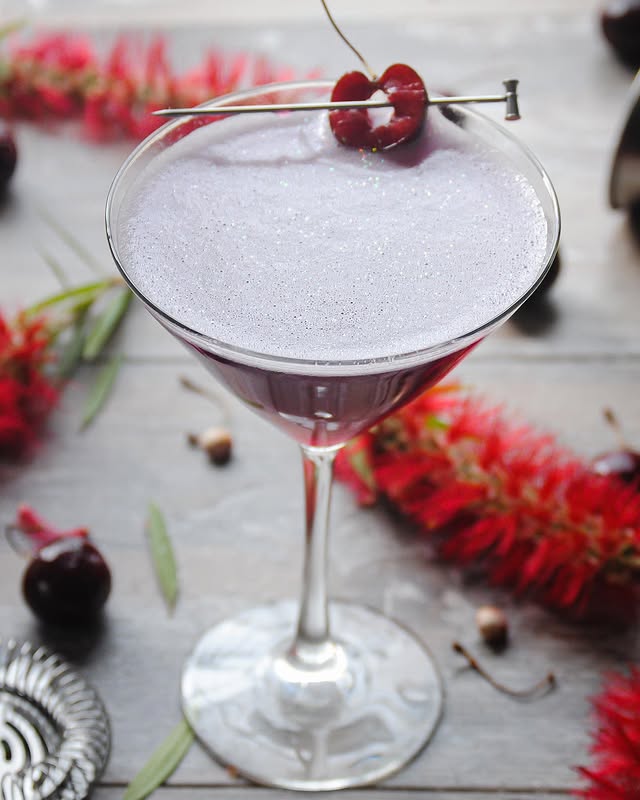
left=106, top=80, right=560, bottom=791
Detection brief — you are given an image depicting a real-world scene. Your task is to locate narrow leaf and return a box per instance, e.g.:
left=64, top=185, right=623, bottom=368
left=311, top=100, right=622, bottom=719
left=179, top=375, right=218, bottom=402
left=0, top=20, right=25, bottom=40
left=424, top=414, right=450, bottom=431
left=25, top=279, right=115, bottom=315
left=38, top=248, right=70, bottom=288
left=80, top=353, right=123, bottom=430
left=123, top=719, right=194, bottom=800
left=57, top=312, right=88, bottom=380
left=146, top=503, right=178, bottom=612
left=350, top=449, right=376, bottom=491
left=39, top=208, right=105, bottom=275
left=82, top=287, right=133, bottom=361
left=179, top=374, right=230, bottom=423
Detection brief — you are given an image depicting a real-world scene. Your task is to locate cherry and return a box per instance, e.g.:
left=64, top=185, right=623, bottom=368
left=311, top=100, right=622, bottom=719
left=601, top=0, right=640, bottom=68
left=319, top=1, right=426, bottom=150
left=476, top=605, right=509, bottom=651
left=7, top=505, right=111, bottom=626
left=592, top=449, right=640, bottom=484
left=592, top=409, right=640, bottom=486
left=629, top=202, right=640, bottom=239
left=0, top=121, right=17, bottom=194
left=329, top=64, right=428, bottom=150
left=23, top=538, right=112, bottom=626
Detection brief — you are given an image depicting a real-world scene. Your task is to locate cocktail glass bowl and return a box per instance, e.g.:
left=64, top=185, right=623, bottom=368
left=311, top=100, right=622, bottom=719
left=106, top=80, right=560, bottom=791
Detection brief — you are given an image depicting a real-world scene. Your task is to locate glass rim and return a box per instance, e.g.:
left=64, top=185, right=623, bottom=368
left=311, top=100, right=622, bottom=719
left=105, top=78, right=561, bottom=376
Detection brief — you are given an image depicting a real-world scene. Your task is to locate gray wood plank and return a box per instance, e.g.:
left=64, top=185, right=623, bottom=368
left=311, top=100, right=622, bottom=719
left=93, top=789, right=567, bottom=799
left=0, top=358, right=638, bottom=791
left=4, top=0, right=603, bottom=27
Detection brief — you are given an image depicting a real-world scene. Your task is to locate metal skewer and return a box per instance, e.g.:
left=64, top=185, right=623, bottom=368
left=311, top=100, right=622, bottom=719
left=152, top=79, right=520, bottom=122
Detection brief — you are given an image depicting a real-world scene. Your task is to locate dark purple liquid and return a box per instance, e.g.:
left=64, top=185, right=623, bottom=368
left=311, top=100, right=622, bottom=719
left=185, top=339, right=475, bottom=447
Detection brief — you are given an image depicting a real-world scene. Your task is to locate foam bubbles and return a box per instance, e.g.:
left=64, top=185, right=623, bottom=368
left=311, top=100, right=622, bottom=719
left=118, top=111, right=548, bottom=361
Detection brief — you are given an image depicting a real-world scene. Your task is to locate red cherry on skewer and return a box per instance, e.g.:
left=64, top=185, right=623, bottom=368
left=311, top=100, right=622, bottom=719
left=319, top=1, right=427, bottom=151
left=329, top=64, right=428, bottom=151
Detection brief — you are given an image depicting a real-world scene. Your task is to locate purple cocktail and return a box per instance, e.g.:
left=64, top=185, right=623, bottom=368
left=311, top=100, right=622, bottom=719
left=107, top=80, right=559, bottom=791
left=186, top=339, right=473, bottom=446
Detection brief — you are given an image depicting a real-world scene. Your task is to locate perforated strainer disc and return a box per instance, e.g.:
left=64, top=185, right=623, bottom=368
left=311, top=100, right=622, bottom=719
left=0, top=640, right=110, bottom=800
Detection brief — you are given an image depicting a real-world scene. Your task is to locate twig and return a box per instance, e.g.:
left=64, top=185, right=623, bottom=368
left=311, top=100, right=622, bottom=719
left=452, top=641, right=556, bottom=700
left=178, top=375, right=231, bottom=426
left=603, top=407, right=628, bottom=451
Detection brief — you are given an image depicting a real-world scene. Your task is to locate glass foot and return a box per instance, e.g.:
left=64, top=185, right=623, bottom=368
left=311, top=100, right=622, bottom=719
left=181, top=600, right=443, bottom=791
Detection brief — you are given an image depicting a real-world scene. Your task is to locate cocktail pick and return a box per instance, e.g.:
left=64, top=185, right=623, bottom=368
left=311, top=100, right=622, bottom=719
left=152, top=79, right=520, bottom=122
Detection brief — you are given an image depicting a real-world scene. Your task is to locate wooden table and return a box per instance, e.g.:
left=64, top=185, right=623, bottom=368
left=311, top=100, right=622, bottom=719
left=1, top=1, right=639, bottom=798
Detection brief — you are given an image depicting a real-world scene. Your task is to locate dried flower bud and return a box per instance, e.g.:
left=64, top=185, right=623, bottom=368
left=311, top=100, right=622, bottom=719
left=188, top=427, right=232, bottom=465
left=475, top=605, right=508, bottom=650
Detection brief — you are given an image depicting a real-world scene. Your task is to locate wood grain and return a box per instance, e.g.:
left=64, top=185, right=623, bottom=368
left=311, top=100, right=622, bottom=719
left=94, top=789, right=566, bottom=800
left=3, top=0, right=603, bottom=27
left=94, top=790, right=566, bottom=800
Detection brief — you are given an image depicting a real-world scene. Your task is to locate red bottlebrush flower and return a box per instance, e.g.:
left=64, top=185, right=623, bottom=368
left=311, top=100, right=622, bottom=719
left=0, top=31, right=316, bottom=141
left=335, top=384, right=640, bottom=622
left=13, top=33, right=95, bottom=71
left=0, top=311, right=58, bottom=460
left=576, top=668, right=640, bottom=799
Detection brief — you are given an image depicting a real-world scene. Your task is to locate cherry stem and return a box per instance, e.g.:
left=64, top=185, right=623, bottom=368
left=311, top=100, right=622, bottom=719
left=320, top=0, right=377, bottom=80
left=6, top=505, right=88, bottom=555
left=603, top=407, right=629, bottom=451
left=452, top=641, right=556, bottom=700
left=178, top=375, right=231, bottom=425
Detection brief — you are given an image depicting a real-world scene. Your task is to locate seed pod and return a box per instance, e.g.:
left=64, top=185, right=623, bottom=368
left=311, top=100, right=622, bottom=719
left=475, top=605, right=509, bottom=650
left=188, top=427, right=233, bottom=465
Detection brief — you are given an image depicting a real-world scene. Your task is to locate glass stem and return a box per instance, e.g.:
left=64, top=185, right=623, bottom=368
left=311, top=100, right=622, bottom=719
left=290, top=445, right=340, bottom=668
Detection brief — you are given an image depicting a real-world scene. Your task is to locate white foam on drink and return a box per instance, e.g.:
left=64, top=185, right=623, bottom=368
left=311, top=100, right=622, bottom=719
left=118, top=110, right=548, bottom=362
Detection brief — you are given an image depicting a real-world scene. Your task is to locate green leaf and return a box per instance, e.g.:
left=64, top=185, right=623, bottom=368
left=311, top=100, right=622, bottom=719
left=38, top=248, right=71, bottom=288
left=123, top=719, right=194, bottom=800
left=25, top=279, right=115, bottom=316
left=146, top=503, right=178, bottom=612
left=39, top=208, right=105, bottom=275
left=424, top=414, right=450, bottom=431
left=82, top=287, right=133, bottom=361
left=0, top=19, right=25, bottom=41
left=350, top=449, right=376, bottom=491
left=80, top=353, right=123, bottom=430
left=56, top=312, right=88, bottom=380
